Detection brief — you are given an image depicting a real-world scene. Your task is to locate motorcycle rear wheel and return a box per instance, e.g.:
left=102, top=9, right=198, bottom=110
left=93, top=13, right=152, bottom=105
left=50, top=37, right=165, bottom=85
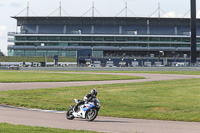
left=66, top=108, right=75, bottom=120
left=86, top=108, right=98, bottom=121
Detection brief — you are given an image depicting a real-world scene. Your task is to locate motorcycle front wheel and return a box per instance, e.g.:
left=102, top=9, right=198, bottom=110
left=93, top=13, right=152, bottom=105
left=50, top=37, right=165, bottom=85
left=86, top=108, right=98, bottom=121
left=66, top=108, right=75, bottom=120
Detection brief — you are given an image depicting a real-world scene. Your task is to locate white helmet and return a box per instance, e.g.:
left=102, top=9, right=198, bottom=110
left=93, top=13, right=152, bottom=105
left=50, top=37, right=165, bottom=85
left=91, top=89, right=98, bottom=96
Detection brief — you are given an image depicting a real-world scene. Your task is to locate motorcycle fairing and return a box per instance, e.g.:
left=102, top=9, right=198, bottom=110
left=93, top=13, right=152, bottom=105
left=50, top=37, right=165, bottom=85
left=72, top=103, right=94, bottom=118
left=81, top=103, right=94, bottom=111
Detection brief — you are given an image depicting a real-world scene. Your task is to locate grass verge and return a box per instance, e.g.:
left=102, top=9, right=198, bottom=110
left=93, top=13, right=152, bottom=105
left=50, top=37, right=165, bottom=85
left=0, top=72, right=144, bottom=82
left=0, top=123, right=99, bottom=133
left=74, top=71, right=200, bottom=75
left=1, top=78, right=200, bottom=122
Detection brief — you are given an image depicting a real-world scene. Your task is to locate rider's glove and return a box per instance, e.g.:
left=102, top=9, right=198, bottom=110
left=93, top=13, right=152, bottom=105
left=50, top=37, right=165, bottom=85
left=84, top=96, right=88, bottom=101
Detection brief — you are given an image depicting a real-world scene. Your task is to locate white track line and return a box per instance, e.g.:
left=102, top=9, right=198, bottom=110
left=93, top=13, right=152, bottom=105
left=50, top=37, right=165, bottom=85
left=0, top=104, right=66, bottom=114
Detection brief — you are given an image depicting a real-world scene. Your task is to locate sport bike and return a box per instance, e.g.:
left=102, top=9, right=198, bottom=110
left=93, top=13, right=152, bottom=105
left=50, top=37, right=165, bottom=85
left=66, top=98, right=100, bottom=121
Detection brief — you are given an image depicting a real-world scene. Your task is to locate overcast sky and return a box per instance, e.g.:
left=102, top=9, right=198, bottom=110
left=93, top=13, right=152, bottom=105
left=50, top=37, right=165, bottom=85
left=0, top=0, right=200, bottom=55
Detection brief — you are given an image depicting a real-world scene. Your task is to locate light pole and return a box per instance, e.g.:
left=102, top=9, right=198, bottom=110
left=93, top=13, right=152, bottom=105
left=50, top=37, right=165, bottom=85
left=191, top=0, right=197, bottom=66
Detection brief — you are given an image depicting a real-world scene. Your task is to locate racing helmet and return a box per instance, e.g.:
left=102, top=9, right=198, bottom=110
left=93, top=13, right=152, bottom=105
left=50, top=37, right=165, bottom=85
left=91, top=89, right=98, bottom=96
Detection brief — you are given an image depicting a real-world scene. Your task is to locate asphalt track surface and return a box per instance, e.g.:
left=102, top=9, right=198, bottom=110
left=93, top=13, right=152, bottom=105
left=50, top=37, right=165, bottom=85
left=1, top=72, right=200, bottom=133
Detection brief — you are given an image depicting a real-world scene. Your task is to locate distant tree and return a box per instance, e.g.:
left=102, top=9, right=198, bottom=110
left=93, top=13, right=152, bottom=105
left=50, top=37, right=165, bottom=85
left=0, top=51, right=5, bottom=56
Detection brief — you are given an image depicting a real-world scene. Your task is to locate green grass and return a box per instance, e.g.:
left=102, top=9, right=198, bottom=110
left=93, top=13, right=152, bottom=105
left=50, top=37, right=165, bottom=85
left=0, top=72, right=143, bottom=82
left=0, top=123, right=99, bottom=133
left=0, top=56, right=76, bottom=62
left=78, top=71, right=200, bottom=75
left=1, top=78, right=200, bottom=122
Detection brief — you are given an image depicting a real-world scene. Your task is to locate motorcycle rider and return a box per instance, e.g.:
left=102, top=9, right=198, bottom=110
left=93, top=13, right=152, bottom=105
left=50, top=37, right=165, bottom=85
left=73, top=89, right=98, bottom=112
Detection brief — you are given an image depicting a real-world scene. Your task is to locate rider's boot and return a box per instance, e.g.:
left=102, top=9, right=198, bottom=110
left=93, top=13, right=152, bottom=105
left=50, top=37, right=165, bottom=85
left=73, top=105, right=78, bottom=112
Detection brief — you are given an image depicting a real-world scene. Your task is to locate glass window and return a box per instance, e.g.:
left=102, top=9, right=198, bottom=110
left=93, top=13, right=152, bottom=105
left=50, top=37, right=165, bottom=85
left=46, top=43, right=59, bottom=46
left=82, top=37, right=92, bottom=41
left=126, top=43, right=138, bottom=47
left=38, top=36, right=47, bottom=41
left=138, top=44, right=148, bottom=47
left=93, top=51, right=103, bottom=57
left=171, top=37, right=181, bottom=42
left=59, top=43, right=68, bottom=46
left=160, top=44, right=171, bottom=47
left=182, top=44, right=190, bottom=47
left=47, top=51, right=58, bottom=57
left=104, top=37, right=114, bottom=41
left=64, top=51, right=70, bottom=56
left=15, top=43, right=25, bottom=46
left=25, top=43, right=35, bottom=46
left=127, top=37, right=134, bottom=41
left=27, top=36, right=37, bottom=41
left=60, top=36, right=70, bottom=41
left=69, top=43, right=79, bottom=46
left=138, top=37, right=148, bottom=41
left=127, top=37, right=138, bottom=41
left=58, top=51, right=67, bottom=57
left=69, top=51, right=77, bottom=57
left=171, top=44, right=181, bottom=47
left=25, top=50, right=35, bottom=56
left=81, top=43, right=92, bottom=46
left=34, top=43, right=40, bottom=46
left=115, top=37, right=126, bottom=41
left=149, top=37, right=160, bottom=41
left=149, top=44, right=160, bottom=47
left=160, top=37, right=171, bottom=41
left=14, top=50, right=24, bottom=56
left=8, top=49, right=14, bottom=56
left=182, top=38, right=190, bottom=42
left=93, top=37, right=104, bottom=41
left=93, top=43, right=106, bottom=46
left=36, top=50, right=46, bottom=56
left=71, top=37, right=81, bottom=41
left=48, top=36, right=59, bottom=41
left=15, top=36, right=26, bottom=41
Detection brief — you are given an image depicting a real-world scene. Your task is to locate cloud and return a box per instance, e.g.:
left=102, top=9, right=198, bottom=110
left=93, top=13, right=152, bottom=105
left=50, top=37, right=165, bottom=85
left=0, top=25, right=8, bottom=55
left=9, top=2, right=22, bottom=8
left=0, top=2, right=22, bottom=8
left=0, top=3, right=5, bottom=7
left=0, top=25, right=7, bottom=39
left=162, top=11, right=176, bottom=18
left=162, top=10, right=200, bottom=18
left=197, top=10, right=200, bottom=18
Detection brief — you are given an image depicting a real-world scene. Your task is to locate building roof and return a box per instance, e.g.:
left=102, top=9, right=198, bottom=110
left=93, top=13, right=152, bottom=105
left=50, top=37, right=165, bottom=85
left=12, top=16, right=198, bottom=26
left=12, top=16, right=194, bottom=21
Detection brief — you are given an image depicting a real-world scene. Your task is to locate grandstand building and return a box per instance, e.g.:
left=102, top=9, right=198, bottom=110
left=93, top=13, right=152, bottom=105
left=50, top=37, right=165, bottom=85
left=8, top=16, right=200, bottom=66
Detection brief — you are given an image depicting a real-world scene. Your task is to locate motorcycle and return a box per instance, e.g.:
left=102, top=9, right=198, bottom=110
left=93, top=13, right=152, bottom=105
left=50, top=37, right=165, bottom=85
left=66, top=98, right=101, bottom=121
